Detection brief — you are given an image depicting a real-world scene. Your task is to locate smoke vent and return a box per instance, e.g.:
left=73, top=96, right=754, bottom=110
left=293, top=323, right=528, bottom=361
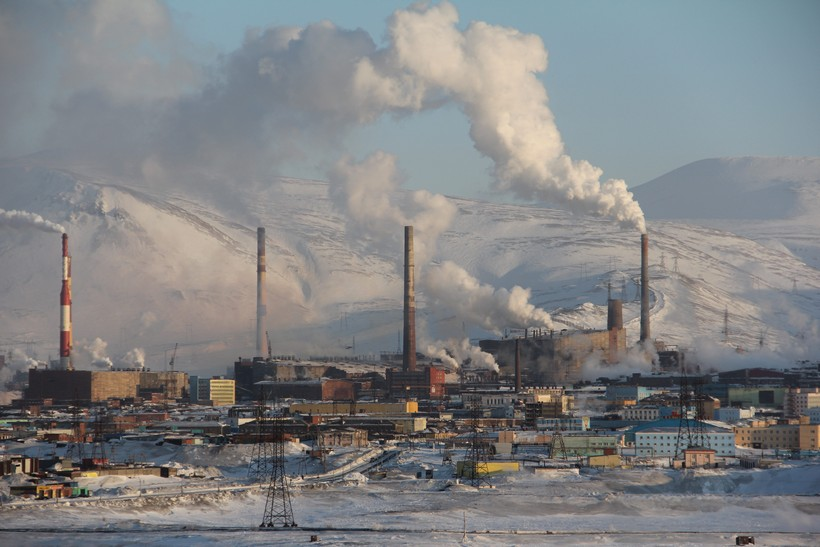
left=256, top=227, right=267, bottom=358
left=640, top=233, right=650, bottom=343
left=403, top=226, right=416, bottom=372
left=607, top=298, right=623, bottom=331
left=59, top=233, right=73, bottom=371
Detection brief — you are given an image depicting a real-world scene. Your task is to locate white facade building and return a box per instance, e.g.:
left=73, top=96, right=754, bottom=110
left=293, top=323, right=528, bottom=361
left=634, top=422, right=736, bottom=457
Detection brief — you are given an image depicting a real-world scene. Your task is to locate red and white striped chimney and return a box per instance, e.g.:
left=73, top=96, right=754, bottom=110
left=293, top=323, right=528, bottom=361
left=59, top=233, right=73, bottom=370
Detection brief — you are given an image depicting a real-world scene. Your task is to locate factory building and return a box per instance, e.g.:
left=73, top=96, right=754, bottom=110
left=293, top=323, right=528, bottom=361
left=233, top=358, right=340, bottom=400
left=480, top=329, right=622, bottom=386
left=256, top=379, right=355, bottom=402
left=26, top=369, right=188, bottom=404
left=386, top=366, right=446, bottom=400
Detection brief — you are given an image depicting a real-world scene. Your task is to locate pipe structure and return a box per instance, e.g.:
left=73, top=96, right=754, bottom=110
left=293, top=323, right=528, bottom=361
left=59, top=233, right=73, bottom=371
left=402, top=226, right=416, bottom=372
left=256, top=227, right=267, bottom=358
left=514, top=338, right=522, bottom=393
left=640, top=233, right=650, bottom=343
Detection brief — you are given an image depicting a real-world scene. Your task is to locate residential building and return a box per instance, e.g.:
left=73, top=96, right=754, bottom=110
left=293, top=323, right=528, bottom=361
left=784, top=387, right=820, bottom=418
left=196, top=377, right=236, bottom=406
left=631, top=419, right=736, bottom=457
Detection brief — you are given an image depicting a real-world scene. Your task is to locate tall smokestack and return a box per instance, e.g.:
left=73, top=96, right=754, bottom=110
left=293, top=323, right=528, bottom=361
left=59, top=233, right=73, bottom=371
left=640, top=233, right=650, bottom=344
left=256, top=227, right=267, bottom=358
left=514, top=337, right=522, bottom=393
left=403, top=226, right=416, bottom=372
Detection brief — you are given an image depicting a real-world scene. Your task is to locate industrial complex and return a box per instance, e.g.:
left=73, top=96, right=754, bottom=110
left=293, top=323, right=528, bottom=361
left=2, top=224, right=819, bottom=530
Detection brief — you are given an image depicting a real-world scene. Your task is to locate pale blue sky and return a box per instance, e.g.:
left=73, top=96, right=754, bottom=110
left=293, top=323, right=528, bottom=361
left=165, top=0, right=820, bottom=198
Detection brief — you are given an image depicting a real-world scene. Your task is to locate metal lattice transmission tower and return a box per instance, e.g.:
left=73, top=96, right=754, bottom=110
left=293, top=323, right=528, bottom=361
left=550, top=422, right=568, bottom=460
left=66, top=396, right=85, bottom=463
left=674, top=369, right=710, bottom=461
left=261, top=416, right=297, bottom=528
left=465, top=398, right=491, bottom=488
left=248, top=388, right=273, bottom=481
left=90, top=404, right=108, bottom=467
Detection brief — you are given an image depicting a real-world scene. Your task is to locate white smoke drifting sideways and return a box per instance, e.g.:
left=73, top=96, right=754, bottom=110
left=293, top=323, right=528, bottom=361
left=0, top=209, right=65, bottom=233
left=424, top=337, right=498, bottom=372
left=422, top=260, right=553, bottom=334
left=1, top=2, right=644, bottom=232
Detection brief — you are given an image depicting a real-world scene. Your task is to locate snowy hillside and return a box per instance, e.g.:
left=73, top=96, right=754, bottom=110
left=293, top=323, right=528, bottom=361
left=633, top=157, right=820, bottom=269
left=1, top=156, right=819, bottom=375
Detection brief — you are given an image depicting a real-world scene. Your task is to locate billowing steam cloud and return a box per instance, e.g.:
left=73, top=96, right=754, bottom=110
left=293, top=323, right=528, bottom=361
left=1, top=1, right=644, bottom=232
left=374, top=2, right=646, bottom=233
left=422, top=260, right=553, bottom=333
left=118, top=348, right=146, bottom=370
left=0, top=209, right=65, bottom=233
left=425, top=337, right=498, bottom=372
left=77, top=337, right=114, bottom=369
left=328, top=151, right=456, bottom=263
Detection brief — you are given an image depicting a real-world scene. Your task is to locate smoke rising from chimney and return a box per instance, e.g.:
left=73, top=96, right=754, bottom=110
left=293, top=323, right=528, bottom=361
left=0, top=209, right=65, bottom=233
left=424, top=337, right=498, bottom=372
left=422, top=260, right=553, bottom=333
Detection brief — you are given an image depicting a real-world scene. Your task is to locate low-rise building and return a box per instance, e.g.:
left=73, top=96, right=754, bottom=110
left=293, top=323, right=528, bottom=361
left=631, top=419, right=735, bottom=457
left=735, top=418, right=820, bottom=451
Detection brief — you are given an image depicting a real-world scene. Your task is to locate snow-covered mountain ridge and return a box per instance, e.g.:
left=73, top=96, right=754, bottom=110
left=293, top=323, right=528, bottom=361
left=1, top=156, right=818, bottom=374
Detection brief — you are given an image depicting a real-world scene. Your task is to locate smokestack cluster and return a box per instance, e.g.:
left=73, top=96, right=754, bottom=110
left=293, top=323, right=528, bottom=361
left=256, top=227, right=267, bottom=358
left=640, top=233, right=650, bottom=344
left=403, top=226, right=416, bottom=372
left=59, top=233, right=73, bottom=371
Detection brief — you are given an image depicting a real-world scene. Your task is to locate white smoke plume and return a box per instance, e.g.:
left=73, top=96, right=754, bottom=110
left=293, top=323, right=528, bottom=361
left=422, top=260, right=553, bottom=333
left=328, top=151, right=456, bottom=264
left=77, top=337, right=114, bottom=369
left=1, top=2, right=644, bottom=233
left=117, top=347, right=146, bottom=370
left=0, top=209, right=65, bottom=233
left=424, top=337, right=498, bottom=372
left=368, top=2, right=646, bottom=232
left=7, top=348, right=43, bottom=370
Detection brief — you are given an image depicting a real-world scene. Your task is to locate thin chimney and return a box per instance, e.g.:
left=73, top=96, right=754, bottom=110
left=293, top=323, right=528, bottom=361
left=59, top=233, right=73, bottom=371
left=640, top=233, right=650, bottom=344
left=514, top=337, right=522, bottom=393
left=403, top=226, right=416, bottom=372
left=256, top=227, right=267, bottom=358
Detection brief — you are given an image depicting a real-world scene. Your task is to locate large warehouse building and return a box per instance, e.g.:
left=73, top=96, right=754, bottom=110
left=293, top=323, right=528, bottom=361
left=26, top=369, right=188, bottom=404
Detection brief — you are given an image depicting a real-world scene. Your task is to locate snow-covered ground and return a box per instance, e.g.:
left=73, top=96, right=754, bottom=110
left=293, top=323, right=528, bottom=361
left=2, top=440, right=819, bottom=546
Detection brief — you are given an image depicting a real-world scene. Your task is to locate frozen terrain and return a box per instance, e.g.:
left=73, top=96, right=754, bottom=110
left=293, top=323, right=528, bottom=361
left=1, top=440, right=819, bottom=546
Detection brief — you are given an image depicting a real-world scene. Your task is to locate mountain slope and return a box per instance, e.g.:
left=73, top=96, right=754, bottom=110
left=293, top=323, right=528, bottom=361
left=1, top=157, right=819, bottom=374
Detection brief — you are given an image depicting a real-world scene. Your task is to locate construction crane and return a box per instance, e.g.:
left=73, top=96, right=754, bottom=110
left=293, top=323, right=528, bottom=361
left=169, top=343, right=178, bottom=372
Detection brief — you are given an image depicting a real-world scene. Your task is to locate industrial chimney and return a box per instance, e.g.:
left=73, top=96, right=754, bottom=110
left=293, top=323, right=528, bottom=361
left=256, top=227, right=267, bottom=358
left=514, top=337, right=522, bottom=393
left=640, top=233, right=650, bottom=344
left=59, top=233, right=73, bottom=371
left=402, top=226, right=416, bottom=372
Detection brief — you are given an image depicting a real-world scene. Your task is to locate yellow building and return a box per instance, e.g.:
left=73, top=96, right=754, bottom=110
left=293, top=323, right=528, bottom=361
left=735, top=418, right=820, bottom=451
left=456, top=460, right=520, bottom=478
left=199, top=377, right=235, bottom=406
